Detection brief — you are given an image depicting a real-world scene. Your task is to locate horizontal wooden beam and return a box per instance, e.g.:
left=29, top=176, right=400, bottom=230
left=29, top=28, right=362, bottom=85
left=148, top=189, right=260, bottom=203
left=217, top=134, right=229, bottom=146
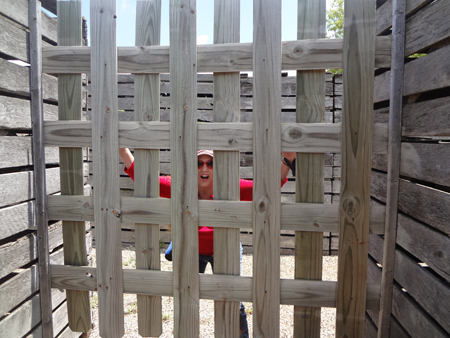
left=44, top=121, right=388, bottom=154
left=42, top=37, right=391, bottom=74
left=50, top=264, right=380, bottom=309
left=47, top=195, right=385, bottom=234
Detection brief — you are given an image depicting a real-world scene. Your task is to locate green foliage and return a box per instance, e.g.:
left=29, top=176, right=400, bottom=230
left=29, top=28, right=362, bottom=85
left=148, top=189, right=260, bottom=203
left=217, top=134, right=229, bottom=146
left=326, top=0, right=344, bottom=74
left=326, top=0, right=344, bottom=39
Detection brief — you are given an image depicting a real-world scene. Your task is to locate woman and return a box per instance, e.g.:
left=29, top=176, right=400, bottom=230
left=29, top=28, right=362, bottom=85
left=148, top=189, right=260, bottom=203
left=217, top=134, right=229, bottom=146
left=119, top=148, right=296, bottom=337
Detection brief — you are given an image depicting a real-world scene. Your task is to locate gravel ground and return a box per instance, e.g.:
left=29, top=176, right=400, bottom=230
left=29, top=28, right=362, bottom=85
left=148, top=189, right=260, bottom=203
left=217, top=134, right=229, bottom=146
left=88, top=249, right=338, bottom=337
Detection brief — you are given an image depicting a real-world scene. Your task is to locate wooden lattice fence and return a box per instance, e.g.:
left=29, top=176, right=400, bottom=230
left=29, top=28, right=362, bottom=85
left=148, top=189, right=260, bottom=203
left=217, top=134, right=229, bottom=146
left=40, top=0, right=389, bottom=337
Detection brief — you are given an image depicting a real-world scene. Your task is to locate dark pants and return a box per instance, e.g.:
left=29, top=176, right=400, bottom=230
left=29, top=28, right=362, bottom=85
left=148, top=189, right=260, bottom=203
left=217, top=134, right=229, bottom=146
left=199, top=254, right=249, bottom=338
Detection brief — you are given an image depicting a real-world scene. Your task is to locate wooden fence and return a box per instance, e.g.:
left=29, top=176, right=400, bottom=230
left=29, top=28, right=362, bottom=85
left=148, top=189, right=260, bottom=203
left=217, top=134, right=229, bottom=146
left=0, top=1, right=90, bottom=337
left=42, top=0, right=388, bottom=337
left=366, top=0, right=450, bottom=337
left=86, top=73, right=343, bottom=255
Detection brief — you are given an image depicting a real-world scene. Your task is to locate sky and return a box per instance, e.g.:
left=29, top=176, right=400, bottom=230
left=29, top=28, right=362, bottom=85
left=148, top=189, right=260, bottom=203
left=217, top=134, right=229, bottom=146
left=80, top=0, right=334, bottom=46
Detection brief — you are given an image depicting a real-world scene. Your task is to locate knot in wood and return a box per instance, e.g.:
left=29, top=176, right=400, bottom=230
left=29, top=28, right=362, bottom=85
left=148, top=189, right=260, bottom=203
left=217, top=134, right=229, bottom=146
left=342, top=196, right=360, bottom=220
left=288, top=127, right=302, bottom=140
left=256, top=197, right=268, bottom=213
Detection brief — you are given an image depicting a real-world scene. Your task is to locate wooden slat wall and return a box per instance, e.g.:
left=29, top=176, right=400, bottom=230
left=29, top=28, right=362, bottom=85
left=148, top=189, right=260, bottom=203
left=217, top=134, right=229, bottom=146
left=368, top=0, right=450, bottom=336
left=90, top=0, right=124, bottom=336
left=0, top=0, right=89, bottom=337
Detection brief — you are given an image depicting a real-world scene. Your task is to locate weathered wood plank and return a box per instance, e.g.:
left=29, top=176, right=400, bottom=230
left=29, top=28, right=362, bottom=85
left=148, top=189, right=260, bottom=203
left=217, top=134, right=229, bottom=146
left=374, top=96, right=450, bottom=138
left=58, top=2, right=91, bottom=332
left=252, top=0, right=282, bottom=336
left=0, top=136, right=59, bottom=169
left=212, top=0, right=241, bottom=336
left=169, top=0, right=199, bottom=336
left=90, top=0, right=124, bottom=336
left=0, top=96, right=58, bottom=131
left=0, top=265, right=39, bottom=317
left=392, top=282, right=448, bottom=337
left=50, top=265, right=380, bottom=309
left=396, top=212, right=450, bottom=282
left=0, top=57, right=58, bottom=102
left=294, top=1, right=325, bottom=336
left=336, top=0, right=376, bottom=336
left=42, top=36, right=391, bottom=74
left=376, top=0, right=433, bottom=35
left=29, top=2, right=53, bottom=335
left=374, top=44, right=450, bottom=103
left=372, top=142, right=450, bottom=187
left=0, top=167, right=60, bottom=208
left=403, top=0, right=450, bottom=56
left=369, top=228, right=450, bottom=333
left=371, top=171, right=450, bottom=236
left=0, top=0, right=58, bottom=43
left=109, top=76, right=337, bottom=97
left=378, top=0, right=406, bottom=335
left=0, top=222, right=67, bottom=280
left=133, top=1, right=162, bottom=336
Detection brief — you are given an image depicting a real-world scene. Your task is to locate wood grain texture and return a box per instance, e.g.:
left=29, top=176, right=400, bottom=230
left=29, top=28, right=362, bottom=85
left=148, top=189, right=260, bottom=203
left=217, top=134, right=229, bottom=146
left=169, top=0, right=199, bottom=336
left=45, top=120, right=388, bottom=154
left=0, top=0, right=57, bottom=42
left=252, top=0, right=282, bottom=336
left=133, top=1, right=162, bottom=336
left=0, top=57, right=58, bottom=102
left=371, top=171, right=450, bottom=236
left=47, top=195, right=386, bottom=233
left=90, top=0, right=124, bottom=336
left=336, top=0, right=376, bottom=336
left=374, top=43, right=450, bottom=103
left=41, top=36, right=391, bottom=74
left=57, top=1, right=91, bottom=332
left=378, top=0, right=406, bottom=335
left=376, top=0, right=433, bottom=35
left=212, top=0, right=241, bottom=336
left=50, top=265, right=380, bottom=309
left=294, top=1, right=326, bottom=336
left=29, top=1, right=53, bottom=336
left=403, top=0, right=450, bottom=57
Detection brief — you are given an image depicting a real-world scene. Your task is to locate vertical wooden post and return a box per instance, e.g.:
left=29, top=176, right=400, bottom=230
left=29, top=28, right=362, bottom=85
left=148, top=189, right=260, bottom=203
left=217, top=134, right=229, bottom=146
left=133, top=1, right=163, bottom=336
left=213, top=0, right=241, bottom=337
left=336, top=0, right=376, bottom=336
left=252, top=0, right=282, bottom=336
left=294, top=1, right=326, bottom=337
left=90, top=0, right=124, bottom=336
left=29, top=1, right=53, bottom=336
left=377, top=0, right=406, bottom=336
left=169, top=0, right=199, bottom=337
left=57, top=1, right=91, bottom=333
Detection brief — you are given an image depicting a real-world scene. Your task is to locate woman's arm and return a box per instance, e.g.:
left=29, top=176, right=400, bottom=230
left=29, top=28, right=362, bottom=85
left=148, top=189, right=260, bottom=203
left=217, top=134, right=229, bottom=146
left=119, top=148, right=134, bottom=169
left=281, top=151, right=296, bottom=181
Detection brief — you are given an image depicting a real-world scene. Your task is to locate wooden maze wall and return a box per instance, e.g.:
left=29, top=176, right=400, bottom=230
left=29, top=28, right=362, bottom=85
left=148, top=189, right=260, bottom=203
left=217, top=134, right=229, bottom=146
left=365, top=0, right=450, bottom=337
left=0, top=1, right=90, bottom=337
left=86, top=73, right=343, bottom=256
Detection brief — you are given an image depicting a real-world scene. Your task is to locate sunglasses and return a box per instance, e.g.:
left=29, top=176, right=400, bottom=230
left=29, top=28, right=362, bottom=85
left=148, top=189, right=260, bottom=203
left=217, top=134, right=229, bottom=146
left=198, top=160, right=213, bottom=169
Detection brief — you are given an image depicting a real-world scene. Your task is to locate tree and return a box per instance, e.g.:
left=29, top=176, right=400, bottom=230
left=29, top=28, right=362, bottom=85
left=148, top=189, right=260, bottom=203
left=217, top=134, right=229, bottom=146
left=326, top=0, right=344, bottom=39
left=326, top=0, right=344, bottom=74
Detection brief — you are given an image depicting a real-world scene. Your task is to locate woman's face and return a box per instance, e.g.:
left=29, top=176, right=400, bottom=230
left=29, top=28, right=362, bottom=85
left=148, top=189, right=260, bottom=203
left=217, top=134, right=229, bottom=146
left=197, top=154, right=213, bottom=191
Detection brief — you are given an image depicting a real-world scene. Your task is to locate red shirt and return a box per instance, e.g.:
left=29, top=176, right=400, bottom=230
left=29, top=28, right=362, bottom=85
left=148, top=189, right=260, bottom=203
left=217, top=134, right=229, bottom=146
left=125, top=161, right=287, bottom=255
